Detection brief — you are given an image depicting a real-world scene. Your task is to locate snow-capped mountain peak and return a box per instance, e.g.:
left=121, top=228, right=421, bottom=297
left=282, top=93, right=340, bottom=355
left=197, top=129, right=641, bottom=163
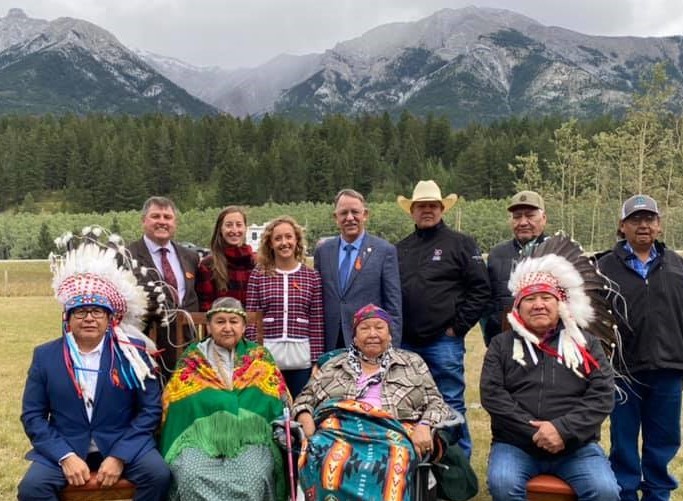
left=0, top=8, right=48, bottom=51
left=0, top=8, right=216, bottom=116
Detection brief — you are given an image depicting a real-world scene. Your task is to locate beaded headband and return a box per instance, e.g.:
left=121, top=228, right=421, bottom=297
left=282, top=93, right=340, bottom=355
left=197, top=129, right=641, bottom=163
left=206, top=306, right=247, bottom=320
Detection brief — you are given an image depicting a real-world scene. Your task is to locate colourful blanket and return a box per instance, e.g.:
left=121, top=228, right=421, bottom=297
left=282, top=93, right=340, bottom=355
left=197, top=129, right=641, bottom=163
left=299, top=399, right=420, bottom=501
left=160, top=339, right=289, bottom=501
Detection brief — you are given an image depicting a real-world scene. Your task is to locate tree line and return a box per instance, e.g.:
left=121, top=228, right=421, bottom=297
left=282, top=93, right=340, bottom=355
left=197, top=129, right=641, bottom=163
left=3, top=64, right=683, bottom=257
left=510, top=64, right=683, bottom=249
left=0, top=105, right=616, bottom=214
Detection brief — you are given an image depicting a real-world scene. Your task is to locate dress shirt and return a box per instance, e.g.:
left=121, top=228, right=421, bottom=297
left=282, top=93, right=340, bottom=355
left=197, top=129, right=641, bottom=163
left=143, top=235, right=187, bottom=303
left=337, top=232, right=365, bottom=283
left=623, top=241, right=659, bottom=279
left=59, top=338, right=103, bottom=463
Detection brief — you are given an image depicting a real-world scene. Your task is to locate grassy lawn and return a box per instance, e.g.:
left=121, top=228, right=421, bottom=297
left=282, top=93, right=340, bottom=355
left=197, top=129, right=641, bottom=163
left=1, top=263, right=681, bottom=499
left=0, top=260, right=52, bottom=296
left=1, top=296, right=62, bottom=496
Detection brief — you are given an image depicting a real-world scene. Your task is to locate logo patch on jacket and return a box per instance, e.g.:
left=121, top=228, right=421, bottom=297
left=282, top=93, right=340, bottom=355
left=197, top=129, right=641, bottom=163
left=432, top=249, right=442, bottom=261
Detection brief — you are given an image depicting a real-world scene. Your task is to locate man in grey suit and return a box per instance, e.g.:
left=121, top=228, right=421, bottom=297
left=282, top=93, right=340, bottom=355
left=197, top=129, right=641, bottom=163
left=314, top=189, right=402, bottom=351
left=127, top=196, right=199, bottom=377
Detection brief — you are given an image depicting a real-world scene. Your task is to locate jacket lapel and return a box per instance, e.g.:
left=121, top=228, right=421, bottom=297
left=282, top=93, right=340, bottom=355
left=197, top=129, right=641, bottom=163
left=59, top=339, right=91, bottom=423
left=330, top=237, right=343, bottom=296
left=134, top=239, right=156, bottom=270
left=344, top=236, right=373, bottom=293
left=90, top=340, right=112, bottom=422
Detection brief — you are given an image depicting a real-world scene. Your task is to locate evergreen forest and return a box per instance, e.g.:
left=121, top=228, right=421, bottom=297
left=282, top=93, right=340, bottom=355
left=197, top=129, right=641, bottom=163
left=3, top=64, right=683, bottom=258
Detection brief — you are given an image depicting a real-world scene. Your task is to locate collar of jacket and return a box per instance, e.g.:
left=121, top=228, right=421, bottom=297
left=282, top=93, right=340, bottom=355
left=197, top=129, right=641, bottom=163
left=513, top=233, right=547, bottom=251
left=328, top=348, right=410, bottom=373
left=414, top=220, right=445, bottom=239
left=613, top=239, right=665, bottom=260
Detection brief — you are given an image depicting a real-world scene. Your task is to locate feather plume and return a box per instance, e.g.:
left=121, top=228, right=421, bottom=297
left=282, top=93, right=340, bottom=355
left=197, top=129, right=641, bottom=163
left=527, top=233, right=619, bottom=357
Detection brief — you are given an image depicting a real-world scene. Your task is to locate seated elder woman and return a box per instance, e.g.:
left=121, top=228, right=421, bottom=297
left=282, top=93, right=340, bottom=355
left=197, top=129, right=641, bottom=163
left=292, top=304, right=453, bottom=501
left=160, top=297, right=289, bottom=501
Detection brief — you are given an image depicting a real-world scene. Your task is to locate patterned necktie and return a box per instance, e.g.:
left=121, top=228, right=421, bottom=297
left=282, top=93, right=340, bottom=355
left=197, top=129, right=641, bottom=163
left=339, top=244, right=354, bottom=291
left=159, top=247, right=179, bottom=294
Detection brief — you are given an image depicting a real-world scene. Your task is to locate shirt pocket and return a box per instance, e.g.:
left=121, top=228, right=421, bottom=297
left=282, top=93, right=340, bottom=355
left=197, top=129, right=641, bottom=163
left=384, top=373, right=424, bottom=420
left=290, top=317, right=310, bottom=337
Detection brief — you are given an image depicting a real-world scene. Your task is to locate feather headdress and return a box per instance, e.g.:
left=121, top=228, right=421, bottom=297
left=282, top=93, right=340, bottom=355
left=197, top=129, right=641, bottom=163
left=50, top=226, right=160, bottom=397
left=507, top=234, right=618, bottom=377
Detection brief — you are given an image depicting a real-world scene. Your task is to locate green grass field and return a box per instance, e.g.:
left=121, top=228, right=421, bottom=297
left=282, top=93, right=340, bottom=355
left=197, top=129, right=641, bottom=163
left=0, top=262, right=680, bottom=499
left=0, top=261, right=53, bottom=296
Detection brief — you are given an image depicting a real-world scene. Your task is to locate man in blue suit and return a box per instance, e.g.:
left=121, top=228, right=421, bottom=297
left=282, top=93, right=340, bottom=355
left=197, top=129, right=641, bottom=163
left=18, top=237, right=170, bottom=501
left=314, top=188, right=402, bottom=351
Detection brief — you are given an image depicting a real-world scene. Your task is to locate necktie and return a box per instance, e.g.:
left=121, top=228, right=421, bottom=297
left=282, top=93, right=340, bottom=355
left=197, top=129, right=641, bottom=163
left=159, top=247, right=179, bottom=295
left=339, top=244, right=354, bottom=291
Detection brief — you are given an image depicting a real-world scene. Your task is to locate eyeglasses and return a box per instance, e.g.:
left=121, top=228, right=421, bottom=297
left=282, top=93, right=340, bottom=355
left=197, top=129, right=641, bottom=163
left=335, top=209, right=365, bottom=218
left=625, top=213, right=658, bottom=225
left=71, top=308, right=108, bottom=319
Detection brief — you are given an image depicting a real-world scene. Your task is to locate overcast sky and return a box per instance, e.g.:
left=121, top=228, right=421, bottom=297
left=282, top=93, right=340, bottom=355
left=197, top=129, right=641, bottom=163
left=5, top=0, right=683, bottom=69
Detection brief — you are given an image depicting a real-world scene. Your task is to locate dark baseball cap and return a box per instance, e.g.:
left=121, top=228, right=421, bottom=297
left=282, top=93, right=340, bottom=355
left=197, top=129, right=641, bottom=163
left=508, top=191, right=545, bottom=212
left=621, top=194, right=659, bottom=220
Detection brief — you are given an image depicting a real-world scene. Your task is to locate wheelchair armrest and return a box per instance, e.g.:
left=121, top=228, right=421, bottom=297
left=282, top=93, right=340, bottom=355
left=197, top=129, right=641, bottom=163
left=272, top=418, right=306, bottom=446
left=421, top=411, right=465, bottom=465
left=432, top=411, right=465, bottom=432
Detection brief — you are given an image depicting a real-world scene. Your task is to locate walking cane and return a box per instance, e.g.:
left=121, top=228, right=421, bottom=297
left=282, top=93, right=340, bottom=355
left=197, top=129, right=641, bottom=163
left=282, top=398, right=297, bottom=501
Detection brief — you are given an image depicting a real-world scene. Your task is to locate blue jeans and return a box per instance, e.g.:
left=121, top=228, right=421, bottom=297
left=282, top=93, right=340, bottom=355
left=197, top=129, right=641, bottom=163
left=403, top=332, right=471, bottom=458
left=18, top=449, right=171, bottom=501
left=610, top=369, right=683, bottom=501
left=487, top=441, right=620, bottom=501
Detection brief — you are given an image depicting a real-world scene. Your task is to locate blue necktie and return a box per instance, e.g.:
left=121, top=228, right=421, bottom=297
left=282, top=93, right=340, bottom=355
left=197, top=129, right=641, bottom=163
left=339, top=244, right=354, bottom=291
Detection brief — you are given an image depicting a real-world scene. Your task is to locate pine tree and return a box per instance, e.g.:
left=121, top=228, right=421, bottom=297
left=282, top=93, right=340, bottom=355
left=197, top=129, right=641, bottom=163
left=35, top=221, right=54, bottom=258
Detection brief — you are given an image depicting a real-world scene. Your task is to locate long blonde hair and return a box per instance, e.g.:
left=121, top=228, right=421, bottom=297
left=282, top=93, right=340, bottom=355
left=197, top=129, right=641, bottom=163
left=257, top=216, right=306, bottom=275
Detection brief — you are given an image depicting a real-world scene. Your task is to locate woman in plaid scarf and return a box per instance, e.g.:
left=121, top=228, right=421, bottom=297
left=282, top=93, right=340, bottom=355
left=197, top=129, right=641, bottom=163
left=196, top=206, right=255, bottom=311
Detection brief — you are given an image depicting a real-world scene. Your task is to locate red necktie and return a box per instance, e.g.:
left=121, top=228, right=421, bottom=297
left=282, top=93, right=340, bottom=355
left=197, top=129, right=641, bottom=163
left=159, top=247, right=179, bottom=293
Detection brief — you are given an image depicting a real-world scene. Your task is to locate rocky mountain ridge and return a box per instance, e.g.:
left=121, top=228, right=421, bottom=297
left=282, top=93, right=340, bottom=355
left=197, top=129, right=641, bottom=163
left=1, top=7, right=682, bottom=123
left=0, top=8, right=216, bottom=115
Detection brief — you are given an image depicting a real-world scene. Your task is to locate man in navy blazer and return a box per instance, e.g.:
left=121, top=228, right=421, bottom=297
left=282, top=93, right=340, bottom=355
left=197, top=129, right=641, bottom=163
left=314, top=189, right=402, bottom=351
left=18, top=238, right=170, bottom=501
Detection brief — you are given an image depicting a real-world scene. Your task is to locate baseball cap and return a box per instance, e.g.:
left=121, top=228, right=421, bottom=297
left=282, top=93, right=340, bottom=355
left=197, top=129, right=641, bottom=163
left=508, top=191, right=545, bottom=212
left=621, top=194, right=659, bottom=220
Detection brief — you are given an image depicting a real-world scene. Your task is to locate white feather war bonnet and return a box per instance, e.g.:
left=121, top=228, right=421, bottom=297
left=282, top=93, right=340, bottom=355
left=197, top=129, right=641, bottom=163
left=506, top=234, right=618, bottom=377
left=50, top=226, right=159, bottom=397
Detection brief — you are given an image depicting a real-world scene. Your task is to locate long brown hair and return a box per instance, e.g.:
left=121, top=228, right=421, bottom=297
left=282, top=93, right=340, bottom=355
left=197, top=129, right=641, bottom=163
left=257, top=216, right=306, bottom=275
left=209, top=206, right=248, bottom=290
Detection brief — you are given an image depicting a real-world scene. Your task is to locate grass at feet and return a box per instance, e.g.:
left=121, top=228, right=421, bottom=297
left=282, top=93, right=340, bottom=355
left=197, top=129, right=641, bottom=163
left=1, top=298, right=681, bottom=499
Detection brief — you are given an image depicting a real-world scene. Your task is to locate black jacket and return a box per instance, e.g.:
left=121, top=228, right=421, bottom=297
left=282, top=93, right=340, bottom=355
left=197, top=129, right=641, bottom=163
left=483, top=234, right=548, bottom=344
left=597, top=240, right=683, bottom=373
left=480, top=329, right=614, bottom=458
left=397, top=221, right=490, bottom=344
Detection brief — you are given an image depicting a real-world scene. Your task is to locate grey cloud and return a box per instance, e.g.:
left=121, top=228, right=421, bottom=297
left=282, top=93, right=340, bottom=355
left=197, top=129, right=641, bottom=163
left=1, top=0, right=680, bottom=68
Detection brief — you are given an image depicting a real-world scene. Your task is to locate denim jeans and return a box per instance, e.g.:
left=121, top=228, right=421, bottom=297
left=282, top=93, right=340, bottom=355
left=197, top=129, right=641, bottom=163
left=403, top=332, right=471, bottom=458
left=610, top=369, right=683, bottom=501
left=487, top=441, right=620, bottom=501
left=282, top=367, right=312, bottom=399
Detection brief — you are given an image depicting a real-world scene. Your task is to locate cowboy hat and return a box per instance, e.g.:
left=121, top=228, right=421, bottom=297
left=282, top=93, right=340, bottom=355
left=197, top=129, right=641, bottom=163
left=397, top=180, right=458, bottom=214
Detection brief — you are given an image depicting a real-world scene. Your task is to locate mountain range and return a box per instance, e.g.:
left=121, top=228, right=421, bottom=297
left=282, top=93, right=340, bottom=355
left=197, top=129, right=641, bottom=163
left=1, top=7, right=683, bottom=124
left=0, top=8, right=215, bottom=115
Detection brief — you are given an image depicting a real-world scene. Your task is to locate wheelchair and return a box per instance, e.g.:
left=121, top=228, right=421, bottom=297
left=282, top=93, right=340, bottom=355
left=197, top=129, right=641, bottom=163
left=273, top=412, right=469, bottom=501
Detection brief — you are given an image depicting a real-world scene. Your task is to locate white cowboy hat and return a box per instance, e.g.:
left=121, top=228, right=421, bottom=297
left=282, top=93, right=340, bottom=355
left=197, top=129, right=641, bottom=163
left=397, top=180, right=458, bottom=214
